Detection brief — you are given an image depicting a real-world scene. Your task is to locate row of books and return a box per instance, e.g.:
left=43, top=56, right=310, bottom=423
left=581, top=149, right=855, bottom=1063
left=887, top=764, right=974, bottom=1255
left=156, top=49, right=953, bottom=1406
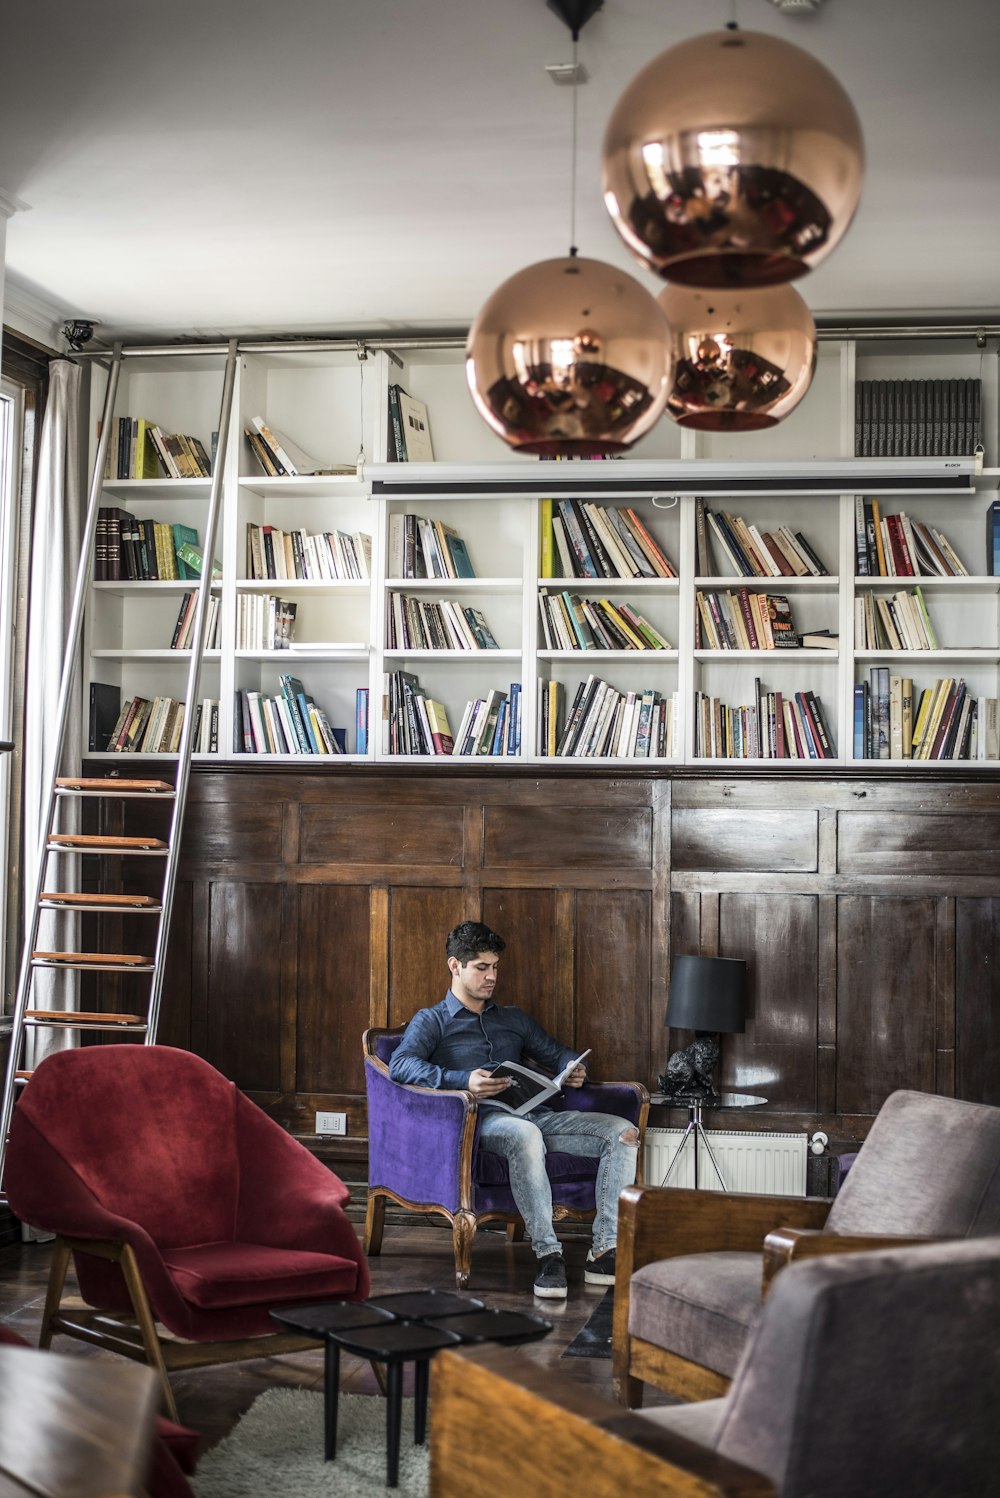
left=236, top=594, right=296, bottom=651
left=695, top=589, right=798, bottom=651
left=245, top=523, right=371, bottom=582
left=855, top=587, right=939, bottom=651
left=541, top=498, right=677, bottom=582
left=95, top=512, right=203, bottom=581
left=538, top=591, right=671, bottom=652
left=106, top=694, right=186, bottom=754
left=235, top=675, right=344, bottom=755
left=854, top=500, right=968, bottom=577
left=388, top=513, right=475, bottom=579
left=986, top=499, right=1000, bottom=578
left=856, top=672, right=999, bottom=760
left=243, top=415, right=351, bottom=478
left=387, top=385, right=434, bottom=463
left=697, top=502, right=829, bottom=579
left=104, top=416, right=214, bottom=481
left=694, top=685, right=835, bottom=759
left=853, top=378, right=982, bottom=456
left=387, top=592, right=499, bottom=652
left=454, top=686, right=521, bottom=756
left=170, top=592, right=221, bottom=651
left=538, top=677, right=679, bottom=759
left=380, top=670, right=454, bottom=755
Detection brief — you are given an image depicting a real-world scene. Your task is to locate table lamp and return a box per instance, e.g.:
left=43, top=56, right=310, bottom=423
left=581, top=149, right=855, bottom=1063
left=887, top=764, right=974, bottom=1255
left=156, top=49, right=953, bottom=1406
left=658, top=954, right=747, bottom=1103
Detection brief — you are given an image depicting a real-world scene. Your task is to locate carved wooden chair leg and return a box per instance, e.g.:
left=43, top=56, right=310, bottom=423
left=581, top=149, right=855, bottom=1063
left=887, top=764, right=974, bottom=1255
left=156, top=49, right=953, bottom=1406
left=38, top=1236, right=72, bottom=1350
left=452, top=1211, right=477, bottom=1289
left=364, top=1191, right=386, bottom=1255
left=506, top=1221, right=526, bottom=1243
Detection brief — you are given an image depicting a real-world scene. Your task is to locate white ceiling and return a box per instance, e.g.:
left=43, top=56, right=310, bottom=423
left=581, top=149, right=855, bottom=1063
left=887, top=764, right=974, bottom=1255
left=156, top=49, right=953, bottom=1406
left=2, top=0, right=999, bottom=345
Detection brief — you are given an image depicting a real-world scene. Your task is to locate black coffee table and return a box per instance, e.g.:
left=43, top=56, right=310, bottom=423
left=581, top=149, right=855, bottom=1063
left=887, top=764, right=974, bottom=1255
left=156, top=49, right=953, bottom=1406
left=272, top=1290, right=552, bottom=1487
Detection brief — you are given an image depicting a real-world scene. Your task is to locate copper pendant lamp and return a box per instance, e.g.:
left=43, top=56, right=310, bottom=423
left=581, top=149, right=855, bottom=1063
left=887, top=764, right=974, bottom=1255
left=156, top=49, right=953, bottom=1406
left=465, top=0, right=671, bottom=456
left=658, top=281, right=816, bottom=431
left=602, top=27, right=864, bottom=288
left=466, top=254, right=672, bottom=455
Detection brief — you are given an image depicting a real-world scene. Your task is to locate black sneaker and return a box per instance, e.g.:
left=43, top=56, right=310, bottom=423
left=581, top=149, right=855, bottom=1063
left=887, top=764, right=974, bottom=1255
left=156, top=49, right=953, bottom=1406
left=584, top=1248, right=616, bottom=1286
left=533, top=1252, right=568, bottom=1299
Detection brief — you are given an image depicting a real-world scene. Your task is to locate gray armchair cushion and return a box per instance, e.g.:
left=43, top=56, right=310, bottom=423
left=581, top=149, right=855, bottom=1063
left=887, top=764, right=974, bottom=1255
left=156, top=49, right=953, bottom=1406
left=826, top=1090, right=1000, bottom=1237
left=628, top=1250, right=760, bottom=1378
left=632, top=1239, right=1000, bottom=1497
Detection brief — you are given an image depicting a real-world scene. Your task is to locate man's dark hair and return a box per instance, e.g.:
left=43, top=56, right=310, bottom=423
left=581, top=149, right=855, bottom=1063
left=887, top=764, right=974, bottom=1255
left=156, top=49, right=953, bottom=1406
left=446, top=921, right=506, bottom=964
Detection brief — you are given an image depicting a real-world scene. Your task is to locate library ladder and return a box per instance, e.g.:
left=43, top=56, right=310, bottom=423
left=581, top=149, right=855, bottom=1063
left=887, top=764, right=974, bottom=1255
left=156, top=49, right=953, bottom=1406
left=0, top=340, right=238, bottom=1187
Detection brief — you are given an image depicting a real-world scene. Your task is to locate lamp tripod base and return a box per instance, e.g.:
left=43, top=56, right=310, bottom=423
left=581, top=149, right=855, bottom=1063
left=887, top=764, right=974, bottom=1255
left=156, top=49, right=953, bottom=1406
left=659, top=1098, right=728, bottom=1191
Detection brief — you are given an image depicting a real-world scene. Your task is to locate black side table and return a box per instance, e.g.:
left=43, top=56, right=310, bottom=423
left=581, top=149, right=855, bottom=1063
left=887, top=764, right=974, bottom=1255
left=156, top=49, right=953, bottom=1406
left=272, top=1290, right=551, bottom=1488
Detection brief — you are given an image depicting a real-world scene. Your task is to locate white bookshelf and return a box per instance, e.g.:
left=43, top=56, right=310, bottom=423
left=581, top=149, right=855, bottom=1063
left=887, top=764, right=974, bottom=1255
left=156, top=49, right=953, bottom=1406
left=82, top=336, right=1000, bottom=768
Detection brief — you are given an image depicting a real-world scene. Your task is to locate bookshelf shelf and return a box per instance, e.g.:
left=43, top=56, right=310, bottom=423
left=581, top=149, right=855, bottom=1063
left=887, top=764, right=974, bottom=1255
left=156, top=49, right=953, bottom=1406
left=81, top=335, right=1000, bottom=768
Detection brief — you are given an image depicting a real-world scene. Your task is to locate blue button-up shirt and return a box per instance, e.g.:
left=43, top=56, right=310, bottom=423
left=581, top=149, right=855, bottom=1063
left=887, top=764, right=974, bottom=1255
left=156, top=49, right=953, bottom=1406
left=388, top=991, right=582, bottom=1094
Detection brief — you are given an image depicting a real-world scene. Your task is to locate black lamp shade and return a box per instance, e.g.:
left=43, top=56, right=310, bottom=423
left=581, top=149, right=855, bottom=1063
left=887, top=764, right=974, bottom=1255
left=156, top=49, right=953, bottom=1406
left=666, top=955, right=747, bottom=1034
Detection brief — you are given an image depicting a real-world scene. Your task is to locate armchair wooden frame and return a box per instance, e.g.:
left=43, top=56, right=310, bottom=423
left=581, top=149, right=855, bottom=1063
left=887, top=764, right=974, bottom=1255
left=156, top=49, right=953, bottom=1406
left=363, top=1025, right=649, bottom=1289
left=431, top=1343, right=774, bottom=1498
left=39, top=1236, right=325, bottom=1420
left=612, top=1183, right=932, bottom=1407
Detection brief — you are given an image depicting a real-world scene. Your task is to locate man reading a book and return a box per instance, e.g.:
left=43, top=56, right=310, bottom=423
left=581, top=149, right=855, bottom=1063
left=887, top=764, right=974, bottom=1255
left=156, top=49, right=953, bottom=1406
left=388, top=920, right=639, bottom=1300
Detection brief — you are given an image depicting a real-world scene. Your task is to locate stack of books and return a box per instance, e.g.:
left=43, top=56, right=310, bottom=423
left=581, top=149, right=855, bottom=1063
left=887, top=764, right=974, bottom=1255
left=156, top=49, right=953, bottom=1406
left=388, top=514, right=475, bottom=578
left=698, top=502, right=828, bottom=578
left=695, top=683, right=835, bottom=760
left=104, top=417, right=213, bottom=480
left=856, top=674, right=999, bottom=760
left=387, top=593, right=500, bottom=651
left=539, top=676, right=679, bottom=759
left=235, top=674, right=344, bottom=755
left=235, top=595, right=296, bottom=650
left=381, top=670, right=460, bottom=755
left=695, top=590, right=799, bottom=650
left=170, top=591, right=221, bottom=650
left=245, top=523, right=371, bottom=581
left=244, top=416, right=354, bottom=477
left=542, top=499, right=676, bottom=580
left=855, top=586, right=939, bottom=650
left=95, top=514, right=206, bottom=581
left=453, top=686, right=521, bottom=756
left=107, top=695, right=186, bottom=754
left=387, top=386, right=434, bottom=463
left=854, top=500, right=968, bottom=577
left=854, top=378, right=981, bottom=456
left=538, top=591, right=671, bottom=651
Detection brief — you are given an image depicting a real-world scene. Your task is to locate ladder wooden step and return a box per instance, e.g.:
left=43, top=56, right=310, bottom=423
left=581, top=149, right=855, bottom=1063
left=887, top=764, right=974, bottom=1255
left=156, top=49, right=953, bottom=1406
left=56, top=777, right=176, bottom=797
left=48, top=834, right=168, bottom=853
left=24, top=1010, right=147, bottom=1029
left=40, top=892, right=162, bottom=911
left=31, top=951, right=153, bottom=969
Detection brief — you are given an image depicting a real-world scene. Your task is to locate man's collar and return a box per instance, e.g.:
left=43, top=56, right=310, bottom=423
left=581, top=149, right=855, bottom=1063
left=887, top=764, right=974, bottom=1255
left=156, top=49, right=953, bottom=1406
left=443, top=990, right=495, bottom=1015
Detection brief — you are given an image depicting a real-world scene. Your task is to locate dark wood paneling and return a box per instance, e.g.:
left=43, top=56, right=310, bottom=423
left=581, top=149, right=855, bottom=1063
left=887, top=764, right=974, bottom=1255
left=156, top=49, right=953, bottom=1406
left=181, top=799, right=283, bottom=864
left=838, top=811, right=1000, bottom=876
left=205, top=882, right=283, bottom=1089
left=299, top=805, right=465, bottom=868
left=672, top=809, right=818, bottom=873
left=296, top=885, right=372, bottom=1094
left=719, top=893, right=818, bottom=1110
left=836, top=896, right=937, bottom=1113
left=387, top=887, right=470, bottom=1029
left=483, top=806, right=653, bottom=870
left=157, top=879, right=192, bottom=1049
left=956, top=897, right=1000, bottom=1105
left=482, top=889, right=563, bottom=1042
left=576, top=890, right=651, bottom=1084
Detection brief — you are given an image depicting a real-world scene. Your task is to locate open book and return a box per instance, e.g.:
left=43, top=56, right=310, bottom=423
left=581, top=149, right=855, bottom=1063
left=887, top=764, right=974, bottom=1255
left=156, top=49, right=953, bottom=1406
left=486, top=1049, right=591, bottom=1116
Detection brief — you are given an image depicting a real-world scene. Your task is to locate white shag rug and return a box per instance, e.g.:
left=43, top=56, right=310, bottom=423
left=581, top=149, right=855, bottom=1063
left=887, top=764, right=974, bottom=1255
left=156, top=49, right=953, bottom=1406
left=193, top=1388, right=429, bottom=1498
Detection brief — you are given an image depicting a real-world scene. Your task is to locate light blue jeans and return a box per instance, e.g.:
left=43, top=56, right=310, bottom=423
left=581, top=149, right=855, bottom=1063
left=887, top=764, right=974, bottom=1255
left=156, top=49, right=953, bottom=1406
left=478, top=1106, right=639, bottom=1259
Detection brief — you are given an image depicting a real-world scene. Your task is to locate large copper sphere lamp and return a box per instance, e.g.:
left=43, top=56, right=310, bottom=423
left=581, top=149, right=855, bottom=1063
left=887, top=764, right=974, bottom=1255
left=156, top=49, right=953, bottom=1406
left=465, top=254, right=672, bottom=455
left=602, top=28, right=864, bottom=288
left=658, top=282, right=816, bottom=431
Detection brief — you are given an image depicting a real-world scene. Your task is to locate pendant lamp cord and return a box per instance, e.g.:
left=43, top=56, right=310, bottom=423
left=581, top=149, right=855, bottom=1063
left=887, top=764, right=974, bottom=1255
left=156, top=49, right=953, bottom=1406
left=569, top=33, right=579, bottom=256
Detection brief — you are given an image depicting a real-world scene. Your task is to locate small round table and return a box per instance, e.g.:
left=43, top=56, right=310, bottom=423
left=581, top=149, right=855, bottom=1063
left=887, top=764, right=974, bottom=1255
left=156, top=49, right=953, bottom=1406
left=650, top=1091, right=768, bottom=1190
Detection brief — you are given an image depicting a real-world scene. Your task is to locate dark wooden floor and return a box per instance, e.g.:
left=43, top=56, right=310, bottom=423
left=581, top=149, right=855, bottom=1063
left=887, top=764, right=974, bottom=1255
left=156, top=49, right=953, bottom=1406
left=0, top=1207, right=659, bottom=1453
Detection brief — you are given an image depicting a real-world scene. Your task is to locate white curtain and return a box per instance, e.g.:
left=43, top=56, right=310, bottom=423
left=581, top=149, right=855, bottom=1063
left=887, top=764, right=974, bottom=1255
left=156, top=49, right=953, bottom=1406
left=23, top=358, right=83, bottom=1067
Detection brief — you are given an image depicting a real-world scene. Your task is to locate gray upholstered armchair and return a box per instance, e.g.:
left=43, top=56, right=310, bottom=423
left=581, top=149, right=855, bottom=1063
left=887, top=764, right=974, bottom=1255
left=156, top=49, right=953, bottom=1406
left=363, top=1026, right=649, bottom=1288
left=614, top=1088, right=1000, bottom=1405
left=431, top=1237, right=1000, bottom=1498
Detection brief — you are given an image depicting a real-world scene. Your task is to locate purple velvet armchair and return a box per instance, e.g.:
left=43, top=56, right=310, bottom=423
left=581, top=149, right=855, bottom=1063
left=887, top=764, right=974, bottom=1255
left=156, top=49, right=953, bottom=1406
left=363, top=1026, right=650, bottom=1287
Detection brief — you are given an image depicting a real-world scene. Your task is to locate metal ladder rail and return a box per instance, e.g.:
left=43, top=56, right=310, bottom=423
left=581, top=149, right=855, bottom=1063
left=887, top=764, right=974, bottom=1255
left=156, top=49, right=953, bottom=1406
left=0, top=340, right=237, bottom=1175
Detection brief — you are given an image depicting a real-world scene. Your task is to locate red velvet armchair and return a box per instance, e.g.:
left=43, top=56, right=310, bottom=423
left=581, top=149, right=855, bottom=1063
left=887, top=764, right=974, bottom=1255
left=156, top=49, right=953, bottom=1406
left=4, top=1044, right=370, bottom=1417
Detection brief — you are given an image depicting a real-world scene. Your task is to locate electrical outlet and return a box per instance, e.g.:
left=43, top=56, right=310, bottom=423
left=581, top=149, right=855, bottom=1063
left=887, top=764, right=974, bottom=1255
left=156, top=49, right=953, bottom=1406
left=315, top=1111, right=347, bottom=1136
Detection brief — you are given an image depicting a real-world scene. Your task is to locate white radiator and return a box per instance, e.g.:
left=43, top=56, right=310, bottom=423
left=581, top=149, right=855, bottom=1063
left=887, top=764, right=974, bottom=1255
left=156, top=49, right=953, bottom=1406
left=644, top=1128, right=807, bottom=1196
